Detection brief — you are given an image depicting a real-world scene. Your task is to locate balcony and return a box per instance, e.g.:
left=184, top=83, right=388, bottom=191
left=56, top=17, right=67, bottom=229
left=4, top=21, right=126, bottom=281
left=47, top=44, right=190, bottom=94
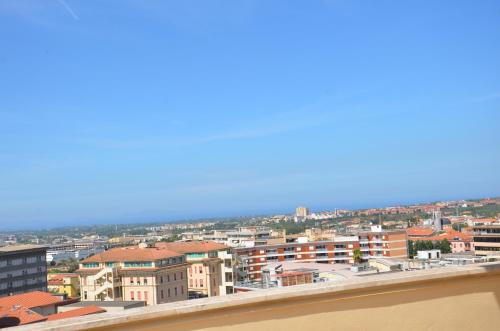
left=20, top=263, right=500, bottom=331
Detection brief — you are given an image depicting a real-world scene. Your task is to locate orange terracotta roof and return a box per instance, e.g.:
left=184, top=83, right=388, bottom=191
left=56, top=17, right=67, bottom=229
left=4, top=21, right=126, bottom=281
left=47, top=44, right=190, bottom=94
left=0, top=292, right=61, bottom=309
left=48, top=279, right=64, bottom=286
left=406, top=228, right=434, bottom=236
left=46, top=306, right=106, bottom=321
left=155, top=241, right=228, bottom=254
left=0, top=305, right=47, bottom=325
left=81, top=246, right=183, bottom=263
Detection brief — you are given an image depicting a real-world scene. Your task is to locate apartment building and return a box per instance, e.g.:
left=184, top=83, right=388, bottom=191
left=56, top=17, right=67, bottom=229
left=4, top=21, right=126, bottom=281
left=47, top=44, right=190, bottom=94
left=77, top=244, right=188, bottom=305
left=473, top=224, right=500, bottom=256
left=155, top=241, right=234, bottom=297
left=358, top=228, right=408, bottom=259
left=234, top=229, right=407, bottom=280
left=181, top=227, right=285, bottom=248
left=0, top=245, right=48, bottom=297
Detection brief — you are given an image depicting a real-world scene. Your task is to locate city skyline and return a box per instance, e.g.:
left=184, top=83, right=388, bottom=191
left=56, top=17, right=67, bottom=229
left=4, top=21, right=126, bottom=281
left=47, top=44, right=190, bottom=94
left=1, top=0, right=499, bottom=229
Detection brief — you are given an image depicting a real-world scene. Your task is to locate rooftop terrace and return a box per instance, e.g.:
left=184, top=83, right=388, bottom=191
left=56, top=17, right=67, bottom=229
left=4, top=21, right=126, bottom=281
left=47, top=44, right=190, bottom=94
left=13, top=262, right=500, bottom=331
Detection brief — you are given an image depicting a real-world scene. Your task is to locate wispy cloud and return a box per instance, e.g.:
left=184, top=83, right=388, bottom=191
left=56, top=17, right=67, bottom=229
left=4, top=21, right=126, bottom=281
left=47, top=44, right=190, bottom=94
left=56, top=0, right=79, bottom=20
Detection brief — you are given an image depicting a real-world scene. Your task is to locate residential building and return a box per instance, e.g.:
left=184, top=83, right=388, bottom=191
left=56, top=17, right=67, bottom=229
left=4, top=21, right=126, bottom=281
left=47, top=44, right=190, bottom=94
left=408, top=228, right=473, bottom=253
left=406, top=227, right=435, bottom=239
left=234, top=230, right=408, bottom=280
left=473, top=224, right=500, bottom=256
left=47, top=273, right=80, bottom=297
left=77, top=244, right=188, bottom=305
left=155, top=241, right=234, bottom=297
left=295, top=206, right=309, bottom=222
left=0, top=245, right=48, bottom=297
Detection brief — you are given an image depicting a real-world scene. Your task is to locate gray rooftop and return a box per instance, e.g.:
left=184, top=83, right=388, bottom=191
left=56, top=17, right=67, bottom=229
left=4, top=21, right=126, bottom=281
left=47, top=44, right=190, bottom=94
left=63, top=301, right=145, bottom=309
left=0, top=244, right=47, bottom=253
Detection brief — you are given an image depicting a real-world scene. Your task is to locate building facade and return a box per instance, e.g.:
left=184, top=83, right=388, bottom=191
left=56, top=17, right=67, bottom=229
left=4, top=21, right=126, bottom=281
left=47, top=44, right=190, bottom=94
left=48, top=273, right=80, bottom=297
left=473, top=224, right=500, bottom=256
left=234, top=230, right=407, bottom=281
left=155, top=241, right=234, bottom=298
left=77, top=244, right=188, bottom=305
left=0, top=245, right=48, bottom=297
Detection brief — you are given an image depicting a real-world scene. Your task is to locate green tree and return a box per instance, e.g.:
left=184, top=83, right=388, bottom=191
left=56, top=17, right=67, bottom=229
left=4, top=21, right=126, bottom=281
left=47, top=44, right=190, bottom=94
left=353, top=248, right=362, bottom=264
left=435, top=239, right=451, bottom=254
left=408, top=240, right=415, bottom=258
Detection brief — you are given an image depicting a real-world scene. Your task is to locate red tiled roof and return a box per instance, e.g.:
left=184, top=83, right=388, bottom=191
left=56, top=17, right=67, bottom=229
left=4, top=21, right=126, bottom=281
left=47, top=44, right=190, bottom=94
left=0, top=305, right=46, bottom=325
left=406, top=228, right=434, bottom=236
left=155, top=241, right=228, bottom=254
left=0, top=292, right=61, bottom=309
left=46, top=306, right=106, bottom=321
left=411, top=229, right=472, bottom=242
left=81, top=246, right=183, bottom=263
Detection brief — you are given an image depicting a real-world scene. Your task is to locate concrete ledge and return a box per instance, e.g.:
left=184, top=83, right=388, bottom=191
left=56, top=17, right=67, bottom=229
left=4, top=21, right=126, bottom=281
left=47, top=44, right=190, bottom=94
left=14, top=262, right=500, bottom=331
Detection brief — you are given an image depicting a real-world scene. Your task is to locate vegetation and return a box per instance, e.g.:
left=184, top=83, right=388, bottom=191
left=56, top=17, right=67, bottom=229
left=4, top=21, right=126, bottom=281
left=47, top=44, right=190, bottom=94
left=408, top=239, right=451, bottom=258
left=353, top=248, right=362, bottom=264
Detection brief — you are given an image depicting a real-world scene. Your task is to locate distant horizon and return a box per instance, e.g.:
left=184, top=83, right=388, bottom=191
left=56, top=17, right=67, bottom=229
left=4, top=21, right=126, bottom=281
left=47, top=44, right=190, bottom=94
left=2, top=194, right=497, bottom=232
left=1, top=1, right=499, bottom=230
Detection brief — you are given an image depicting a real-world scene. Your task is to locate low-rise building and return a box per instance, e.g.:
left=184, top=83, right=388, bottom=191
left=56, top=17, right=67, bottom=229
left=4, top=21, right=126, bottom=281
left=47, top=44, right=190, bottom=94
left=47, top=273, right=80, bottom=297
left=77, top=244, right=188, bottom=305
left=155, top=241, right=234, bottom=297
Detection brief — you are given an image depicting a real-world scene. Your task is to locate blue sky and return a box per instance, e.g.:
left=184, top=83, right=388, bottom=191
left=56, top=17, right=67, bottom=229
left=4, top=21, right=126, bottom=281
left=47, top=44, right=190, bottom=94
left=1, top=0, right=499, bottom=229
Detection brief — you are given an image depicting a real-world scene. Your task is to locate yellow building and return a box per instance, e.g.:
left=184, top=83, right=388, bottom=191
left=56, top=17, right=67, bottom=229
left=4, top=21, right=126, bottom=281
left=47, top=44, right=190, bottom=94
left=47, top=273, right=80, bottom=297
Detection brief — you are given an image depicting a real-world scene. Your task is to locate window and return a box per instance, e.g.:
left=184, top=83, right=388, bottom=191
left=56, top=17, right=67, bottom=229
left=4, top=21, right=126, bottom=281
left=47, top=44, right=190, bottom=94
left=161, top=290, right=164, bottom=299
left=130, top=277, right=134, bottom=285
left=84, top=291, right=88, bottom=300
left=138, top=291, right=141, bottom=301
left=190, top=279, right=193, bottom=287
left=180, top=272, right=183, bottom=280
left=200, top=279, right=204, bottom=287
left=168, top=289, right=171, bottom=297
left=181, top=286, right=184, bottom=294
left=82, top=263, right=99, bottom=268
left=144, top=278, right=148, bottom=285
left=160, top=276, right=163, bottom=284
left=167, top=275, right=170, bottom=282
left=174, top=273, right=176, bottom=281
left=144, top=291, right=148, bottom=302
left=124, top=261, right=153, bottom=268
left=131, top=291, right=135, bottom=300
left=199, top=266, right=203, bottom=274
left=136, top=277, right=141, bottom=285
left=174, top=287, right=178, bottom=296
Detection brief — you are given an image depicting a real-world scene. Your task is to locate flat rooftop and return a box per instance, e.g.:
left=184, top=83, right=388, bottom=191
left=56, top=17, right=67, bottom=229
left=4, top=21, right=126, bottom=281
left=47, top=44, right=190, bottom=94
left=62, top=301, right=145, bottom=308
left=0, top=244, right=47, bottom=253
